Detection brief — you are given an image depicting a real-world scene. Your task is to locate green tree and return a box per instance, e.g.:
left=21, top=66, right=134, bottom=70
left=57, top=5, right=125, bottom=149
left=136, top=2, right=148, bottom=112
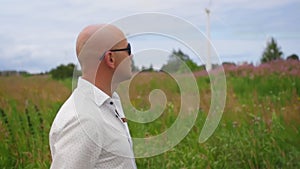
left=287, top=54, right=299, bottom=60
left=161, top=49, right=200, bottom=72
left=49, top=63, right=76, bottom=80
left=261, top=37, right=283, bottom=63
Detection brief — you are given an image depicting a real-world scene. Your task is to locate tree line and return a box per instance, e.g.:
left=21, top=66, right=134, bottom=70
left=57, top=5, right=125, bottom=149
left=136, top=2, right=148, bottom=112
left=49, top=37, right=298, bottom=79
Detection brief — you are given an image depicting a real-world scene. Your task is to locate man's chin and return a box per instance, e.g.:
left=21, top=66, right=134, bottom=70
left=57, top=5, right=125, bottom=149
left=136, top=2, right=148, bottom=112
left=116, top=72, right=132, bottom=83
left=124, top=72, right=132, bottom=81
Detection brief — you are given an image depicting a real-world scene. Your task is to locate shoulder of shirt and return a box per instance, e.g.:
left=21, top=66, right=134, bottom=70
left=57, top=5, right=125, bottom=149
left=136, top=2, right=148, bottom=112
left=50, top=93, right=104, bottom=146
left=50, top=91, right=103, bottom=132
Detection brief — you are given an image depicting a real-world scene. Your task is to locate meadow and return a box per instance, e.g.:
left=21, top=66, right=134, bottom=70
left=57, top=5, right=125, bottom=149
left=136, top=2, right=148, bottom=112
left=0, top=59, right=299, bottom=168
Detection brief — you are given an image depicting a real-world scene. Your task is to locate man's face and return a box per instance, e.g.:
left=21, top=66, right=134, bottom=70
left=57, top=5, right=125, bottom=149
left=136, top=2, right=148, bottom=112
left=112, top=40, right=133, bottom=83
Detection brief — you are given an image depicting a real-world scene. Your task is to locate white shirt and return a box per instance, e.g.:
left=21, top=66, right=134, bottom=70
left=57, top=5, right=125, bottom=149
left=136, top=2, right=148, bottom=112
left=49, top=77, right=137, bottom=169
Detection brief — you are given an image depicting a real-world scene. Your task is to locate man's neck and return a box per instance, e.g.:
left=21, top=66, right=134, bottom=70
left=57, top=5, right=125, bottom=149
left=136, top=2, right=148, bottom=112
left=82, top=75, right=118, bottom=97
left=95, top=81, right=118, bottom=97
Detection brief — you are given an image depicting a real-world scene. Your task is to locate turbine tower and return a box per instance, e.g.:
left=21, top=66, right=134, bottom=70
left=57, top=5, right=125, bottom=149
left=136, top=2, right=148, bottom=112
left=205, top=1, right=212, bottom=71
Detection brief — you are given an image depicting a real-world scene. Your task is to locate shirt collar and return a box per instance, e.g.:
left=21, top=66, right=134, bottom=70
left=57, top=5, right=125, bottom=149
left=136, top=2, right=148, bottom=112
left=77, top=77, right=119, bottom=107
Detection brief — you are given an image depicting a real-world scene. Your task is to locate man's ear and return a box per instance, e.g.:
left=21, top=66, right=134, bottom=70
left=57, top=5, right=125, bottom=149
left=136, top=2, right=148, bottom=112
left=104, top=51, right=115, bottom=69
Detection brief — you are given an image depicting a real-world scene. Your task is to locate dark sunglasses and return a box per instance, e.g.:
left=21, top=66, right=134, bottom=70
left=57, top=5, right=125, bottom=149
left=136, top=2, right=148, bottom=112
left=109, top=43, right=131, bottom=56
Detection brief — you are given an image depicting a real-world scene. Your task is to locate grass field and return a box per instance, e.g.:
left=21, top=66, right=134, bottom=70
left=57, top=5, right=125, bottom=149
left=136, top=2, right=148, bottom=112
left=0, top=60, right=299, bottom=168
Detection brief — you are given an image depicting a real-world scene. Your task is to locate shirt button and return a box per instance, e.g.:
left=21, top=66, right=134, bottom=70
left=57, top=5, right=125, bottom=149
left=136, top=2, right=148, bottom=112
left=110, top=101, right=113, bottom=105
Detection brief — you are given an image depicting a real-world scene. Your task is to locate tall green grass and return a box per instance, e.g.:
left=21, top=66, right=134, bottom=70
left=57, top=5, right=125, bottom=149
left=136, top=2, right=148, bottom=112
left=0, top=71, right=299, bottom=168
left=132, top=109, right=300, bottom=168
left=0, top=100, right=60, bottom=168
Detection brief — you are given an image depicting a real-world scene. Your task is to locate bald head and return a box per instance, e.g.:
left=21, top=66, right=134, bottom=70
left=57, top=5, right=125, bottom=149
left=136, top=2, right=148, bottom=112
left=75, top=24, right=126, bottom=77
left=76, top=24, right=103, bottom=57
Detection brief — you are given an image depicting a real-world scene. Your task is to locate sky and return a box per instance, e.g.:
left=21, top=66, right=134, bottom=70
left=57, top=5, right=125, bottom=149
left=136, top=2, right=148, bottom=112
left=0, top=0, right=300, bottom=73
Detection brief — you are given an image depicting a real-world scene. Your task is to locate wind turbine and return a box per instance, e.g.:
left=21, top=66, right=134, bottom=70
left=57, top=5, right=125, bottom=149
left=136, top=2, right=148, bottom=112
left=205, top=0, right=212, bottom=71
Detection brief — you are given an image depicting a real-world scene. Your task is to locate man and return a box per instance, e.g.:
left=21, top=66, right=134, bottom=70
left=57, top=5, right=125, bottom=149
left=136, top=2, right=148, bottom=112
left=49, top=24, right=137, bottom=169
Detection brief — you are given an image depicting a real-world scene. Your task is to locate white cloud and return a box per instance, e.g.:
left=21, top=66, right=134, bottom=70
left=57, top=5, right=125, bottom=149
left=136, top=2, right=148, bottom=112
left=0, top=0, right=299, bottom=72
left=213, top=0, right=299, bottom=10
